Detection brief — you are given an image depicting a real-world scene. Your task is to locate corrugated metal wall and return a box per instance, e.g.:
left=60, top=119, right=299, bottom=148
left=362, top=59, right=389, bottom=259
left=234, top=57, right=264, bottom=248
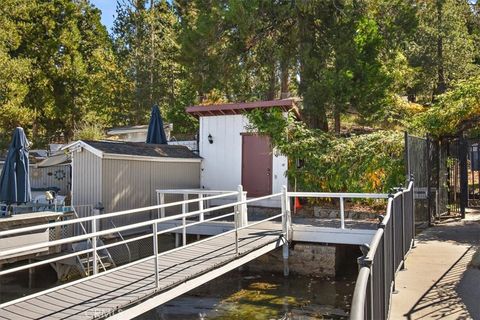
left=71, top=147, right=201, bottom=233
left=102, top=159, right=200, bottom=229
left=71, top=149, right=102, bottom=233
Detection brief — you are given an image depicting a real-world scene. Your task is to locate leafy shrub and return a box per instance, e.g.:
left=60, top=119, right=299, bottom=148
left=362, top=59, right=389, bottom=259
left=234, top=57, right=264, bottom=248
left=73, top=122, right=106, bottom=141
left=247, top=109, right=405, bottom=194
left=413, top=76, right=480, bottom=137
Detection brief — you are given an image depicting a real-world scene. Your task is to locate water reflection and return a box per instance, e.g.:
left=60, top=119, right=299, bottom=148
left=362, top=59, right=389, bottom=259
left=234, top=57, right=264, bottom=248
left=136, top=270, right=354, bottom=320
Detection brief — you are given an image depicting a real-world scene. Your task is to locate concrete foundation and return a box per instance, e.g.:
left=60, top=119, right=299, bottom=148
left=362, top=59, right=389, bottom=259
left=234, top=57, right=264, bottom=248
left=245, top=242, right=360, bottom=277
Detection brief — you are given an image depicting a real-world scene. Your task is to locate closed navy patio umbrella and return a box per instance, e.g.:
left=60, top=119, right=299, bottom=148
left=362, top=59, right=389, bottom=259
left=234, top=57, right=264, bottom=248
left=0, top=127, right=32, bottom=207
left=146, top=105, right=168, bottom=144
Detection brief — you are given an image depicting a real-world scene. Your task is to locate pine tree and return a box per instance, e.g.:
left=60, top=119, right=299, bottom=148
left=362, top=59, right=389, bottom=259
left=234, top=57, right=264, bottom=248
left=0, top=0, right=34, bottom=148
left=407, top=0, right=479, bottom=102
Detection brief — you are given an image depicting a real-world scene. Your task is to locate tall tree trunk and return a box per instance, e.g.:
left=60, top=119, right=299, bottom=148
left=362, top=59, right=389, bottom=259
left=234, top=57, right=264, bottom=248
left=280, top=59, right=289, bottom=99
left=134, top=0, right=141, bottom=123
left=150, top=0, right=155, bottom=107
left=334, top=110, right=341, bottom=134
left=435, top=0, right=446, bottom=98
left=309, top=111, right=329, bottom=132
left=266, top=62, right=276, bottom=100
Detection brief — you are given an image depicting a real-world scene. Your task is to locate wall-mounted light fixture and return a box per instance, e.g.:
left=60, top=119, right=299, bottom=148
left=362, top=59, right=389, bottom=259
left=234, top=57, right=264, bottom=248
left=208, top=134, right=214, bottom=144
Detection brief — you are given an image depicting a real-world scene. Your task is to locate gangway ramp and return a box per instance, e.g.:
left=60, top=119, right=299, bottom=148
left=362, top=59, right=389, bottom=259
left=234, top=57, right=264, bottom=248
left=0, top=186, right=391, bottom=319
left=0, top=187, right=289, bottom=319
left=0, top=223, right=283, bottom=320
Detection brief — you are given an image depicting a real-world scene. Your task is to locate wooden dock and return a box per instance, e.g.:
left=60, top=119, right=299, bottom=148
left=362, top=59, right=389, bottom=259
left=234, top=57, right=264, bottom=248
left=0, top=223, right=284, bottom=320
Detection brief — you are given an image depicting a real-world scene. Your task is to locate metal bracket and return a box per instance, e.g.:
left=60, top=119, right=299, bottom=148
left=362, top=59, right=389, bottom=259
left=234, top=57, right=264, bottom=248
left=357, top=256, right=372, bottom=268
left=377, top=215, right=386, bottom=228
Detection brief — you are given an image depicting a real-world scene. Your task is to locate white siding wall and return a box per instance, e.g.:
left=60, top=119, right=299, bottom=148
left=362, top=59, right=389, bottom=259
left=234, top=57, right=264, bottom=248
left=199, top=114, right=288, bottom=207
left=71, top=149, right=103, bottom=231
left=102, top=159, right=200, bottom=230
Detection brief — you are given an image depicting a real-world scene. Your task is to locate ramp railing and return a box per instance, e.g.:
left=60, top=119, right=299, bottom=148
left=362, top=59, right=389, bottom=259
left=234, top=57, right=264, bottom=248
left=0, top=186, right=289, bottom=309
left=350, top=179, right=415, bottom=320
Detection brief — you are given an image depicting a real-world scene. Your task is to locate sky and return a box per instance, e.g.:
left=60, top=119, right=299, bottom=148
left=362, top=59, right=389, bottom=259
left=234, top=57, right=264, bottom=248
left=91, top=0, right=478, bottom=32
left=90, top=0, right=117, bottom=31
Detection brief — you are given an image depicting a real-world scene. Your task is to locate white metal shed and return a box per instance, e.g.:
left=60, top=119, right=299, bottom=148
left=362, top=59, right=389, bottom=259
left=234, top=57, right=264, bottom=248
left=64, top=140, right=201, bottom=228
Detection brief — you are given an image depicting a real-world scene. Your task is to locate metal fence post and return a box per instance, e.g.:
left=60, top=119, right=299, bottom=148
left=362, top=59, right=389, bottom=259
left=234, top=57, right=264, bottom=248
left=281, top=186, right=287, bottom=235
left=411, top=179, right=416, bottom=248
left=281, top=186, right=289, bottom=276
left=390, top=192, right=397, bottom=293
left=400, top=189, right=405, bottom=270
left=405, top=131, right=411, bottom=180
left=426, top=134, right=432, bottom=226
left=160, top=193, right=165, bottom=219
left=340, top=197, right=345, bottom=229
left=199, top=193, right=204, bottom=222
left=459, top=134, right=468, bottom=219
left=92, top=217, right=98, bottom=275
left=234, top=204, right=239, bottom=256
left=237, top=185, right=246, bottom=227
left=152, top=222, right=159, bottom=289
left=182, top=194, right=187, bottom=246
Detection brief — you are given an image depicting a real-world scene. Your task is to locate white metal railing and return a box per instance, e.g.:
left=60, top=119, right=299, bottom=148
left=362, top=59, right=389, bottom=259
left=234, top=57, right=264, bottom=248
left=287, top=191, right=389, bottom=229
left=0, top=184, right=401, bottom=310
left=0, top=185, right=289, bottom=309
left=156, top=188, right=248, bottom=246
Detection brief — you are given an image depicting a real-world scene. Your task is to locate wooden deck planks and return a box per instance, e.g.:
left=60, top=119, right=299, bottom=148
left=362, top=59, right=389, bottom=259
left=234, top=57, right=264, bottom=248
left=1, top=225, right=282, bottom=319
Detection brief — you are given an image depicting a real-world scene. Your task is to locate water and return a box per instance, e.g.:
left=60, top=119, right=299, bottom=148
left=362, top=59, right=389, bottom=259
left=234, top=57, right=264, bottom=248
left=0, top=233, right=356, bottom=319
left=0, top=265, right=58, bottom=303
left=135, top=270, right=354, bottom=320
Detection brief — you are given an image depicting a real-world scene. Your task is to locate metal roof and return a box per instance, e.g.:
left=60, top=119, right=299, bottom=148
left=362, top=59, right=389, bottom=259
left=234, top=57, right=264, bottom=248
left=186, top=99, right=301, bottom=118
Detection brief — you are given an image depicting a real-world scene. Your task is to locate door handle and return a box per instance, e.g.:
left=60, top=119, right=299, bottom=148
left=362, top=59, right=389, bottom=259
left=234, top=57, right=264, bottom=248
left=267, top=168, right=271, bottom=176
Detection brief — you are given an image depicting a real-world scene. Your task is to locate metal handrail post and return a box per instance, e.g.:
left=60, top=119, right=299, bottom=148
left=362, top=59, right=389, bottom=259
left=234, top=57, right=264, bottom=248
left=400, top=190, right=405, bottom=268
left=234, top=205, right=239, bottom=256
left=156, top=192, right=160, bottom=219
left=411, top=180, right=416, bottom=247
left=199, top=194, right=204, bottom=221
left=152, top=222, right=159, bottom=289
left=236, top=185, right=244, bottom=227
left=281, top=186, right=287, bottom=235
left=160, top=193, right=165, bottom=218
left=92, top=218, right=98, bottom=275
left=390, top=193, right=397, bottom=293
left=340, top=197, right=345, bottom=229
left=281, top=186, right=290, bottom=276
left=369, top=263, right=374, bottom=318
left=182, top=194, right=187, bottom=246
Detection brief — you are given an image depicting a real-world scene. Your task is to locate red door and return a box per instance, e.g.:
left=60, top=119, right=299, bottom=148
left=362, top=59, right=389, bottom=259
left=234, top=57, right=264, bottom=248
left=242, top=135, right=272, bottom=197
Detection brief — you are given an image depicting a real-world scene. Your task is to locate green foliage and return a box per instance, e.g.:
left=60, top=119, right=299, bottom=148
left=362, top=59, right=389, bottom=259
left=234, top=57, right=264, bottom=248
left=0, top=0, right=121, bottom=147
left=247, top=109, right=405, bottom=193
left=406, top=0, right=479, bottom=101
left=1, top=0, right=479, bottom=150
left=113, top=0, right=197, bottom=134
left=0, top=1, right=34, bottom=148
left=413, top=76, right=480, bottom=137
left=73, top=122, right=106, bottom=141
